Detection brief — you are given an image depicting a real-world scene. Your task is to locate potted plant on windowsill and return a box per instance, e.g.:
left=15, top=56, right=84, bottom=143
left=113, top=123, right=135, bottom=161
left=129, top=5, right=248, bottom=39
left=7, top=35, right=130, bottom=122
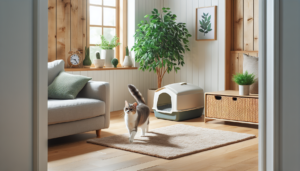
left=132, top=7, right=191, bottom=111
left=232, top=71, right=255, bottom=95
left=98, top=35, right=121, bottom=67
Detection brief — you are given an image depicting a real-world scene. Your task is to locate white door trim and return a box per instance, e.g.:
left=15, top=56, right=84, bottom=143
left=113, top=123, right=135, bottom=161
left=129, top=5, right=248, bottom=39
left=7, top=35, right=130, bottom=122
left=259, top=0, right=280, bottom=170
left=33, top=0, right=48, bottom=170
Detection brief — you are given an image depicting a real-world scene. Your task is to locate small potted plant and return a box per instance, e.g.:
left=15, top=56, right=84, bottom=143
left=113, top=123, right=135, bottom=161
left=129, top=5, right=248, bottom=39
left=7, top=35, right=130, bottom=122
left=122, top=46, right=133, bottom=67
left=111, top=58, right=119, bottom=68
left=99, top=35, right=121, bottom=67
left=93, top=51, right=105, bottom=68
left=232, top=71, right=255, bottom=95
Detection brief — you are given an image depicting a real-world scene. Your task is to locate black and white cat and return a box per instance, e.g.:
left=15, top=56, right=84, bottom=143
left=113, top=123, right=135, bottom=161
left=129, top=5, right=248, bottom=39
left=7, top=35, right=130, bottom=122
left=124, top=84, right=150, bottom=143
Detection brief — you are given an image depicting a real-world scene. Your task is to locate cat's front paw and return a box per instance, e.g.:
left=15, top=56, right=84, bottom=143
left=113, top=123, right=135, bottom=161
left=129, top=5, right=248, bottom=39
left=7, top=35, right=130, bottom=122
left=129, top=139, right=133, bottom=143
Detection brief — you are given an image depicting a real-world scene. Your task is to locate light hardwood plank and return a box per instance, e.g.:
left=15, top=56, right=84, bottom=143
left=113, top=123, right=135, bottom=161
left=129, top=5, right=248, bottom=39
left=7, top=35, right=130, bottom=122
left=254, top=0, right=259, bottom=51
left=244, top=0, right=254, bottom=51
left=48, top=0, right=57, bottom=62
left=56, top=0, right=71, bottom=67
left=233, top=0, right=244, bottom=51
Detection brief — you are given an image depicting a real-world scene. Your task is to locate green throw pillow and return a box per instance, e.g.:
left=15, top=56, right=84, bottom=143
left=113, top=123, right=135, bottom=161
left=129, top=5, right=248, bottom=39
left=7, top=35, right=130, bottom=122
left=48, top=72, right=92, bottom=99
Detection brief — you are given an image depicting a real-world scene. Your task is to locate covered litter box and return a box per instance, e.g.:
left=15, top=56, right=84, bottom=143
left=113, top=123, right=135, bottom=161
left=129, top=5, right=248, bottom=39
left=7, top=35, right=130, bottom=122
left=153, top=82, right=204, bottom=121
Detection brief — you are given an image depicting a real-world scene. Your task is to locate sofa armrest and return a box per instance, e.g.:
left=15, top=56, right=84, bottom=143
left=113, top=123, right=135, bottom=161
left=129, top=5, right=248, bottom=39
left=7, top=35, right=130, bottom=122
left=78, top=81, right=110, bottom=128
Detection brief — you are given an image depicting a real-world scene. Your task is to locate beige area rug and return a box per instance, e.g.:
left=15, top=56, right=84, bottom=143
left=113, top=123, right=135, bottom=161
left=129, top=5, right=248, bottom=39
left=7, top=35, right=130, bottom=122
left=87, top=124, right=256, bottom=159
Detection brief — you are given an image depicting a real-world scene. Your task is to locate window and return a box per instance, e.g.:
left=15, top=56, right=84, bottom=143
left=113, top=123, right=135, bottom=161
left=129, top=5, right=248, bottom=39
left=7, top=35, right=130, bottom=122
left=87, top=0, right=119, bottom=61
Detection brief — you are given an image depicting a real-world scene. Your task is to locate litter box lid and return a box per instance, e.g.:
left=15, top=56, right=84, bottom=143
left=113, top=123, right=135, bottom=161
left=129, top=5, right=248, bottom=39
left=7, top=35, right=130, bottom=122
left=164, top=82, right=203, bottom=95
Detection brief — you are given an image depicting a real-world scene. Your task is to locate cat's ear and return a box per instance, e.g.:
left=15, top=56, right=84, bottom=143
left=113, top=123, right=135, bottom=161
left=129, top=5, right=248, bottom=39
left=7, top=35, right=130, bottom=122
left=125, top=100, right=129, bottom=107
left=133, top=102, right=138, bottom=108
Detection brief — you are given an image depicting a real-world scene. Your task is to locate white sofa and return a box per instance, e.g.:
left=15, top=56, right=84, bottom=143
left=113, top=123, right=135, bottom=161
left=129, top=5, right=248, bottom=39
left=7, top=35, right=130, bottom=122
left=48, top=60, right=110, bottom=139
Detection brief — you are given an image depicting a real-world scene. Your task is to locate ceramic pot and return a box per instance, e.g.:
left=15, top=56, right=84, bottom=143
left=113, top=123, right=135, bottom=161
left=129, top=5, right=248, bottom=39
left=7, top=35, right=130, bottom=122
left=147, top=89, right=157, bottom=112
left=239, top=85, right=250, bottom=95
left=93, top=59, right=105, bottom=68
left=122, top=56, right=133, bottom=67
left=101, top=49, right=114, bottom=67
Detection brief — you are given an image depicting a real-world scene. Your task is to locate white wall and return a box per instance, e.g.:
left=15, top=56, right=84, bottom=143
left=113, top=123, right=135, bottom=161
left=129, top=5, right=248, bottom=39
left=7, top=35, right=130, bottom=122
left=160, top=0, right=226, bottom=92
left=0, top=0, right=34, bottom=170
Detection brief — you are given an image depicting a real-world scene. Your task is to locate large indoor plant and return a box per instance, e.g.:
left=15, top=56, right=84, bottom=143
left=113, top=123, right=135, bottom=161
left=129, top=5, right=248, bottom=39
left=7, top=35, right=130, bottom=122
left=132, top=7, right=191, bottom=110
left=99, top=35, right=121, bottom=67
left=232, top=71, right=255, bottom=95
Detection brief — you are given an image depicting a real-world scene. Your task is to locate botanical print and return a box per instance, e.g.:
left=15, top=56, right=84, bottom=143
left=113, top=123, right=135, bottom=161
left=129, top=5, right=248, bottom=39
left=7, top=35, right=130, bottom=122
left=196, top=6, right=216, bottom=40
left=199, top=13, right=212, bottom=36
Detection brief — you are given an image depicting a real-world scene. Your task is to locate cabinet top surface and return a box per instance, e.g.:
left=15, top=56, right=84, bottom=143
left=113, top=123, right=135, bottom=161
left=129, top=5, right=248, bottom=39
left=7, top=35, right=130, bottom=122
left=205, top=90, right=258, bottom=98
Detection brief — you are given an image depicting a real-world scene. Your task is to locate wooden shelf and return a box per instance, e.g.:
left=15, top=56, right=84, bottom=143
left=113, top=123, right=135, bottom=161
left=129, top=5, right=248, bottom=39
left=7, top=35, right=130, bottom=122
left=65, top=67, right=138, bottom=72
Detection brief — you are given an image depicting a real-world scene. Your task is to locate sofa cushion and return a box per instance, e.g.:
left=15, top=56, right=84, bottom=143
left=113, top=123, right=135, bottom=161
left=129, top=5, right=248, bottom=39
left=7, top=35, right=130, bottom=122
left=48, top=60, right=65, bottom=86
left=48, top=98, right=105, bottom=125
left=48, top=72, right=92, bottom=99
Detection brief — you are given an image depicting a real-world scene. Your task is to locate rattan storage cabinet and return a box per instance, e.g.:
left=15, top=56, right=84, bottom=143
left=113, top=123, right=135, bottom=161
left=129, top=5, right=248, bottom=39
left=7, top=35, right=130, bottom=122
left=205, top=91, right=258, bottom=124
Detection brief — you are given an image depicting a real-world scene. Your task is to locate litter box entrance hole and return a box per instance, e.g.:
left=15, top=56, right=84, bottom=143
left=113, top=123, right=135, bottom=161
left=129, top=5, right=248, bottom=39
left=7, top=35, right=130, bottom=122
left=157, top=93, right=172, bottom=112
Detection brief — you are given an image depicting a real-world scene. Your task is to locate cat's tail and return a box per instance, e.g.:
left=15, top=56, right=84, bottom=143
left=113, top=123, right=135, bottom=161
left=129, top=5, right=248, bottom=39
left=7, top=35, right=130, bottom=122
left=128, top=84, right=146, bottom=104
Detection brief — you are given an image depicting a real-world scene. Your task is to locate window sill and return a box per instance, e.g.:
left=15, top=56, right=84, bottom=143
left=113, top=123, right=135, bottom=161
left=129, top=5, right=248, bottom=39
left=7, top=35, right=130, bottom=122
left=65, top=67, right=138, bottom=72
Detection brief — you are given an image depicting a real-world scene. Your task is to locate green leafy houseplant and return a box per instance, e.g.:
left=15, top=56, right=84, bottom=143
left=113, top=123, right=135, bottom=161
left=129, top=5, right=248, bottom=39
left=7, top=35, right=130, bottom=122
left=132, top=7, right=192, bottom=88
left=232, top=71, right=255, bottom=85
left=99, top=35, right=121, bottom=50
left=199, top=13, right=212, bottom=36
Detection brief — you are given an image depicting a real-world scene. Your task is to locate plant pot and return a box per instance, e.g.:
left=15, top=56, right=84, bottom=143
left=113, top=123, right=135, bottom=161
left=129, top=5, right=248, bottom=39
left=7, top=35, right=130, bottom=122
left=93, top=59, right=105, bottom=68
left=122, top=56, right=133, bottom=67
left=101, top=49, right=114, bottom=67
left=147, top=88, right=157, bottom=112
left=239, top=85, right=250, bottom=95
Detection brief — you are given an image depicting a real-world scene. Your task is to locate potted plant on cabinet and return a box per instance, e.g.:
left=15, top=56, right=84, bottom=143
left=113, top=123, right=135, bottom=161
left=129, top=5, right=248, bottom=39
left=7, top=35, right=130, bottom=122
left=99, top=35, right=121, bottom=67
left=93, top=51, right=105, bottom=68
left=232, top=71, right=255, bottom=95
left=132, top=7, right=191, bottom=111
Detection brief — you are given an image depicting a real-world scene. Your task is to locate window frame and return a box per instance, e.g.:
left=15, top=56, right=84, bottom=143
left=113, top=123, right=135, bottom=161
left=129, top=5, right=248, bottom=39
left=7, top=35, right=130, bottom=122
left=87, top=0, right=120, bottom=62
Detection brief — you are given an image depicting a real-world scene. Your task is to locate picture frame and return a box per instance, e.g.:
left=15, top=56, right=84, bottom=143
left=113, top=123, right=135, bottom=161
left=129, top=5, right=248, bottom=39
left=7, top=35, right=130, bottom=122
left=196, top=6, right=217, bottom=41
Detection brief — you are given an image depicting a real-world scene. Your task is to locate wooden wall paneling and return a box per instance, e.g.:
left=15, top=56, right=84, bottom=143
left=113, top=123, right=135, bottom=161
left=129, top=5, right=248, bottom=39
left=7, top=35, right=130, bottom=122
left=231, top=52, right=239, bottom=90
left=70, top=0, right=81, bottom=56
left=218, top=0, right=226, bottom=90
left=174, top=0, right=181, bottom=84
left=186, top=1, right=193, bottom=85
left=233, top=0, right=244, bottom=51
left=192, top=0, right=199, bottom=87
left=180, top=0, right=187, bottom=84
left=204, top=0, right=213, bottom=92
left=253, top=0, right=259, bottom=51
left=48, top=0, right=57, bottom=62
left=244, top=0, right=254, bottom=51
left=57, top=0, right=71, bottom=67
left=120, top=0, right=128, bottom=66
left=225, top=0, right=233, bottom=90
left=238, top=52, right=246, bottom=74
left=82, top=0, right=87, bottom=66
left=211, top=0, right=219, bottom=92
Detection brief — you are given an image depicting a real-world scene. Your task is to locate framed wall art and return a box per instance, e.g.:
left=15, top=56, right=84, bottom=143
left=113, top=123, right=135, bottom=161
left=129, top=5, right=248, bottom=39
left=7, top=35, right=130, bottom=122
left=196, top=6, right=217, bottom=41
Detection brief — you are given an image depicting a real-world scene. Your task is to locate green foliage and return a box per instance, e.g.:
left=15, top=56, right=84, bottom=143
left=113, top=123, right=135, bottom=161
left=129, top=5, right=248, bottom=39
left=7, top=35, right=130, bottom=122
left=96, top=51, right=100, bottom=59
left=98, top=35, right=121, bottom=50
left=111, top=58, right=119, bottom=68
left=126, top=46, right=130, bottom=56
left=232, top=71, right=255, bottom=85
left=132, top=7, right=191, bottom=84
left=199, top=13, right=212, bottom=36
left=83, top=46, right=91, bottom=65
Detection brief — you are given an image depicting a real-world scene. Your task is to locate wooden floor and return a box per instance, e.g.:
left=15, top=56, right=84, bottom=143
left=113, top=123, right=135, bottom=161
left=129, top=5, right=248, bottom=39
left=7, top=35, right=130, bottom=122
left=48, top=111, right=259, bottom=171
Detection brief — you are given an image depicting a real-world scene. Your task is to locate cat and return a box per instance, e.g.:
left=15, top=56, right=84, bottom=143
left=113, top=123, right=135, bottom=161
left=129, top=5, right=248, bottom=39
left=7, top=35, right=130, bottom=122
left=124, top=84, right=150, bottom=143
